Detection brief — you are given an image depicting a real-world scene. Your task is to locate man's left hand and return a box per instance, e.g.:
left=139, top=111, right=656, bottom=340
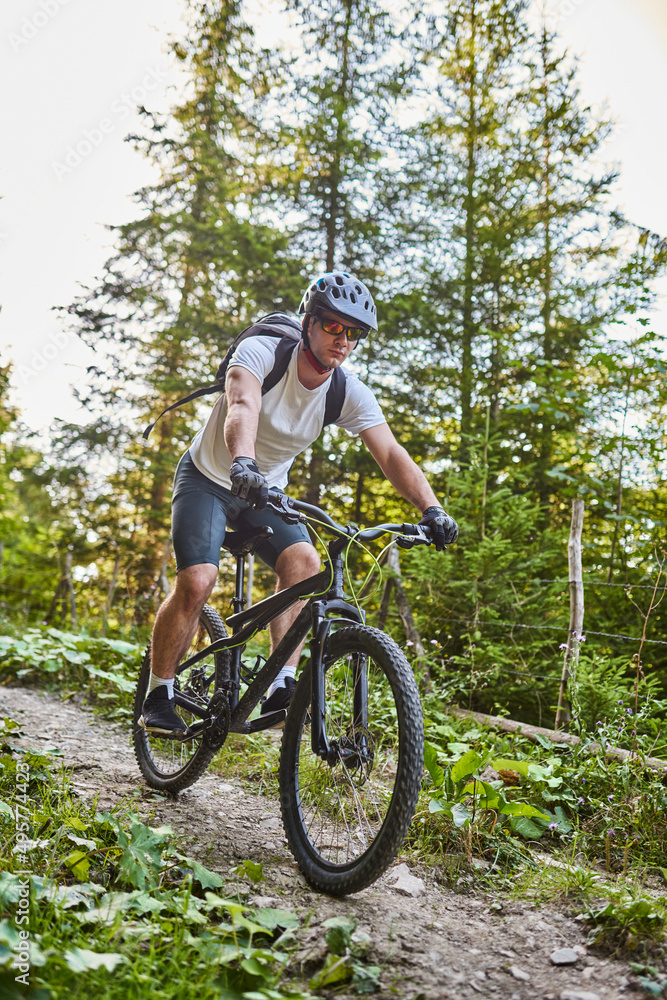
left=419, top=506, right=458, bottom=551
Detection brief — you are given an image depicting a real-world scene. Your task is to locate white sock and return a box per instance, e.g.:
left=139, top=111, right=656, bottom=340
left=149, top=672, right=174, bottom=698
left=266, top=665, right=296, bottom=699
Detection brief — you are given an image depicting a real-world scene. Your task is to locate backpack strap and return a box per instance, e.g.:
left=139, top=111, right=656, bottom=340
left=142, top=381, right=223, bottom=440
left=261, top=337, right=298, bottom=394
left=323, top=366, right=346, bottom=427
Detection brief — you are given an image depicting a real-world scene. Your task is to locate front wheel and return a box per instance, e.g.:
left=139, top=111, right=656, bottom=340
left=279, top=625, right=424, bottom=895
left=132, top=604, right=230, bottom=793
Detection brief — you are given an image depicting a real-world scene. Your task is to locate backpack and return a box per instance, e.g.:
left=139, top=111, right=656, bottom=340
left=142, top=312, right=346, bottom=440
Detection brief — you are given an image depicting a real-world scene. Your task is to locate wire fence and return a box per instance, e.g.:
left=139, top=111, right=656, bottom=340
left=419, top=617, right=667, bottom=647
left=442, top=578, right=661, bottom=590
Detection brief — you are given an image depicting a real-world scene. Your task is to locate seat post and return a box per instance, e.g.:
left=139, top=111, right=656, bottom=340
left=233, top=554, right=246, bottom=614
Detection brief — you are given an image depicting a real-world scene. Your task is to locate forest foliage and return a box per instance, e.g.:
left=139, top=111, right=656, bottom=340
left=1, top=0, right=666, bottom=733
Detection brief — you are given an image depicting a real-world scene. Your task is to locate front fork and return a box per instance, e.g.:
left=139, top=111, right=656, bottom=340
left=309, top=602, right=366, bottom=763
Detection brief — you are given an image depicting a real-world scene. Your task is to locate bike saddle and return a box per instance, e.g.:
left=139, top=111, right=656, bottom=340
left=222, top=524, right=273, bottom=558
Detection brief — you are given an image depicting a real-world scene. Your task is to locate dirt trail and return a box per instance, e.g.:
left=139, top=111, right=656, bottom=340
left=1, top=686, right=644, bottom=1000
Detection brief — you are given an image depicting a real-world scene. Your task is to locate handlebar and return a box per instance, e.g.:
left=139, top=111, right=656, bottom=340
left=265, top=488, right=437, bottom=549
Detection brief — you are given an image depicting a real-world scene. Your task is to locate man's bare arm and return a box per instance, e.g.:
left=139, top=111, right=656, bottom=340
left=224, top=366, right=262, bottom=460
left=360, top=423, right=440, bottom=512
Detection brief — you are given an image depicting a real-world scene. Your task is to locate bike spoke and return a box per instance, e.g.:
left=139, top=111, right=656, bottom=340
left=292, top=645, right=401, bottom=868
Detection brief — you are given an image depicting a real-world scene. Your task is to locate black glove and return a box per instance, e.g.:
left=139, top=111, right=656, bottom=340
left=229, top=457, right=268, bottom=510
left=419, top=506, right=458, bottom=551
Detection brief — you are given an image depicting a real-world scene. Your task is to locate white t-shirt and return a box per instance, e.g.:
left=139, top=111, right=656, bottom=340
left=189, top=336, right=386, bottom=490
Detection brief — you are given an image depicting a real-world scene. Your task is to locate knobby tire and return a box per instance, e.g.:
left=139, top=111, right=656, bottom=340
left=279, top=624, right=424, bottom=895
left=132, top=604, right=230, bottom=793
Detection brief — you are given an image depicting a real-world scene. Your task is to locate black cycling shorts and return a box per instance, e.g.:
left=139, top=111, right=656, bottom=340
left=171, top=451, right=312, bottom=572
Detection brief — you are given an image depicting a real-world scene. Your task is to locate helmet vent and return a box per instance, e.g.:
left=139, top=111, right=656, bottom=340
left=331, top=287, right=340, bottom=298
left=350, top=292, right=356, bottom=303
left=335, top=275, right=345, bottom=285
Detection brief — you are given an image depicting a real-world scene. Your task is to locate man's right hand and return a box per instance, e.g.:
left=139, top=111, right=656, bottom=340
left=229, top=457, right=268, bottom=509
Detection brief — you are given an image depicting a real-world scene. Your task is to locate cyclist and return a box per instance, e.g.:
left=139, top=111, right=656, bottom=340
left=139, top=271, right=458, bottom=737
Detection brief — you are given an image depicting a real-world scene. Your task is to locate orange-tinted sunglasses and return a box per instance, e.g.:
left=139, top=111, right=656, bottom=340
left=316, top=312, right=368, bottom=342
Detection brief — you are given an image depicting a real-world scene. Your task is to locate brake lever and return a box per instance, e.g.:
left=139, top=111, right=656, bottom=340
left=267, top=490, right=306, bottom=525
left=396, top=525, right=436, bottom=549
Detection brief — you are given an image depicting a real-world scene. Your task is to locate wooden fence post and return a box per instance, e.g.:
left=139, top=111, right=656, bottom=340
left=555, top=499, right=585, bottom=730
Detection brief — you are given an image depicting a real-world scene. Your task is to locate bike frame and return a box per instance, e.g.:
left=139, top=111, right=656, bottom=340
left=173, top=531, right=364, bottom=760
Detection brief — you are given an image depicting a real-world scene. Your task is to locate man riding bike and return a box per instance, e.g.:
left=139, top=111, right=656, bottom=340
left=139, top=271, right=458, bottom=737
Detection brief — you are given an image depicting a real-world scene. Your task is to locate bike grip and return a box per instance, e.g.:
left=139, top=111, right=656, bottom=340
left=400, top=523, right=420, bottom=535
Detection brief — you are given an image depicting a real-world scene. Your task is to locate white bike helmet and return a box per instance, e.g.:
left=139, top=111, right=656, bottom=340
left=298, top=271, right=378, bottom=334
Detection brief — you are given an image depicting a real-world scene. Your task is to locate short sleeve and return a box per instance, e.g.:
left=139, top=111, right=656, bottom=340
left=227, top=336, right=280, bottom=384
left=335, top=374, right=386, bottom=435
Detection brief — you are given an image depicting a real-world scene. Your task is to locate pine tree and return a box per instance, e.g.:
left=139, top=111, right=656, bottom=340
left=64, top=0, right=295, bottom=613
left=389, top=0, right=534, bottom=472
left=266, top=0, right=423, bottom=506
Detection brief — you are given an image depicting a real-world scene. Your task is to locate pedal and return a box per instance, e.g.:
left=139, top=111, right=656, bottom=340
left=138, top=717, right=191, bottom=742
left=249, top=708, right=288, bottom=732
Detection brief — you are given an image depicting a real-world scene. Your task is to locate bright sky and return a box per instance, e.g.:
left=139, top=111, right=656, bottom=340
left=1, top=0, right=666, bottom=433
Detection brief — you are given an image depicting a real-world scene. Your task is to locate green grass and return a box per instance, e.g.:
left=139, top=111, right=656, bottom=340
left=0, top=717, right=316, bottom=999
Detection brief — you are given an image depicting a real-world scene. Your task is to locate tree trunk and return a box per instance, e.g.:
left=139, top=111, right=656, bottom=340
left=608, top=364, right=633, bottom=581
left=325, top=0, right=353, bottom=269
left=305, top=439, right=324, bottom=506
left=63, top=548, right=77, bottom=629
left=45, top=580, right=63, bottom=625
left=157, top=535, right=172, bottom=604
left=459, top=0, right=478, bottom=469
left=537, top=27, right=554, bottom=514
left=449, top=707, right=667, bottom=772
left=101, top=551, right=121, bottom=637
left=377, top=577, right=395, bottom=631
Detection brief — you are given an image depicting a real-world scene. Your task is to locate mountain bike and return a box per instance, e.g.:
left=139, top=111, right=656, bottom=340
left=132, top=490, right=435, bottom=895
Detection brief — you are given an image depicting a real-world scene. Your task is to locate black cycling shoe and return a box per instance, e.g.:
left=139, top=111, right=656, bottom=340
left=258, top=677, right=296, bottom=729
left=138, top=685, right=188, bottom=739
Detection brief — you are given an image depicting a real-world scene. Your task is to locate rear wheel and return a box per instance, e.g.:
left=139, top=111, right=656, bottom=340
left=279, top=625, right=423, bottom=895
left=132, top=604, right=230, bottom=793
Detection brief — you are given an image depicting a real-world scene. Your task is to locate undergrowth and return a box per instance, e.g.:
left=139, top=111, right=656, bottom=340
left=2, top=624, right=667, bottom=961
left=0, top=714, right=386, bottom=999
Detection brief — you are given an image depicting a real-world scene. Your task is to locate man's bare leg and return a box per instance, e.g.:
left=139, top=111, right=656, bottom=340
left=139, top=563, right=219, bottom=735
left=261, top=542, right=321, bottom=713
left=150, top=563, right=219, bottom=679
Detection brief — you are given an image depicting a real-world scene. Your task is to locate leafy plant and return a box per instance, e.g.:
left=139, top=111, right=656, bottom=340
left=0, top=628, right=141, bottom=718
left=582, top=892, right=667, bottom=954
left=423, top=744, right=552, bottom=839
left=309, top=917, right=381, bottom=994
left=0, top=714, right=315, bottom=999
